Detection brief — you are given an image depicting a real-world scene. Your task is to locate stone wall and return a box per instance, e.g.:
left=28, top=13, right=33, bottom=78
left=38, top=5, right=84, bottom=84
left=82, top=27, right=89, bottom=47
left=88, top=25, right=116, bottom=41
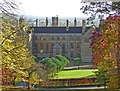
left=32, top=33, right=81, bottom=61
left=81, top=28, right=93, bottom=64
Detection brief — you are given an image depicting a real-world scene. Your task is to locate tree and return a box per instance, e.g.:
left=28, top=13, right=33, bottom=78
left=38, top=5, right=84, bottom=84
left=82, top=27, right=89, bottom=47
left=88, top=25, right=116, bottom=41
left=94, top=62, right=109, bottom=89
left=23, top=63, right=49, bottom=89
left=40, top=58, right=57, bottom=77
left=80, top=1, right=120, bottom=21
left=89, top=15, right=120, bottom=89
left=62, top=56, right=70, bottom=66
left=73, top=58, right=83, bottom=69
left=2, top=68, right=15, bottom=85
left=0, top=0, right=20, bottom=15
left=1, top=0, right=49, bottom=89
left=55, top=55, right=70, bottom=67
left=32, top=56, right=39, bottom=63
left=1, top=17, right=33, bottom=86
left=51, top=57, right=63, bottom=73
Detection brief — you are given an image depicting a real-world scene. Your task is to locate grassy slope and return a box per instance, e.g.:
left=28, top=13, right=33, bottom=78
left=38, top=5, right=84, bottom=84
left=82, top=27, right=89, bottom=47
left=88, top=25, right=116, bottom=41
left=53, top=69, right=98, bottom=79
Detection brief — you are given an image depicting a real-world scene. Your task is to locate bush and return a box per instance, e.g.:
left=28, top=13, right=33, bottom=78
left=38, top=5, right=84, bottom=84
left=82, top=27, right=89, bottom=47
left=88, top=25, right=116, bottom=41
left=51, top=57, right=63, bottom=72
left=32, top=56, right=39, bottom=63
left=73, top=58, right=83, bottom=69
left=40, top=58, right=57, bottom=76
left=55, top=55, right=69, bottom=66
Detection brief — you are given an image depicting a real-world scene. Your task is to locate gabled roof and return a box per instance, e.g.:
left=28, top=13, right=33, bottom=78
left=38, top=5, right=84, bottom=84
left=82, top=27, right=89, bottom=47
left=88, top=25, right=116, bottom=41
left=53, top=43, right=61, bottom=48
left=31, top=27, right=83, bottom=33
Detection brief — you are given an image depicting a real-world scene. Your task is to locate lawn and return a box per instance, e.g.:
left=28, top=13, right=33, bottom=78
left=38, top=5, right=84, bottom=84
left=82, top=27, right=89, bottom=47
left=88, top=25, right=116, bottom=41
left=53, top=69, right=98, bottom=79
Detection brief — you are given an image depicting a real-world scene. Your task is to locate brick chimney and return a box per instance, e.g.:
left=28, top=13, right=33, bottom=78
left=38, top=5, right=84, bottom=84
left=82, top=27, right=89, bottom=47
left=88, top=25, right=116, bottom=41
left=52, top=17, right=58, bottom=27
left=82, top=20, right=86, bottom=33
left=66, top=20, right=69, bottom=27
left=46, top=17, right=48, bottom=27
left=74, top=17, right=77, bottom=27
left=36, top=19, right=39, bottom=27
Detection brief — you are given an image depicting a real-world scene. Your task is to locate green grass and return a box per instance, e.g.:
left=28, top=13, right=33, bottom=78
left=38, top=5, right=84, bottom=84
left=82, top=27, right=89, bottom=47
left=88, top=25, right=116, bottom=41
left=53, top=69, right=98, bottom=79
left=15, top=78, right=22, bottom=84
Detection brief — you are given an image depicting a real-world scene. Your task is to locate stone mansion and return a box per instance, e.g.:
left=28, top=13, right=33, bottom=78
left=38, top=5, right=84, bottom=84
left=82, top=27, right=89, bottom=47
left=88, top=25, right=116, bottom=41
left=30, top=17, right=98, bottom=65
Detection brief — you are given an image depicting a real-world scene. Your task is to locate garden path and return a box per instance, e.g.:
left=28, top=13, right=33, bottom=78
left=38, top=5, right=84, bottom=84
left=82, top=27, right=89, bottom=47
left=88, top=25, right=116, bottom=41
left=64, top=65, right=95, bottom=69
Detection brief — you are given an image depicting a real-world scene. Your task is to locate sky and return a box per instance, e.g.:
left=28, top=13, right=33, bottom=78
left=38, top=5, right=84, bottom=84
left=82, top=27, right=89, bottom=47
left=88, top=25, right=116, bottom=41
left=20, top=0, right=90, bottom=18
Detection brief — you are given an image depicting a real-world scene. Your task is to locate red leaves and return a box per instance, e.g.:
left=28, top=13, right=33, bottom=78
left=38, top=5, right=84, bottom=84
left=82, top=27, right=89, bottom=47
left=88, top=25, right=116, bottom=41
left=2, top=68, right=16, bottom=85
left=90, top=15, right=120, bottom=67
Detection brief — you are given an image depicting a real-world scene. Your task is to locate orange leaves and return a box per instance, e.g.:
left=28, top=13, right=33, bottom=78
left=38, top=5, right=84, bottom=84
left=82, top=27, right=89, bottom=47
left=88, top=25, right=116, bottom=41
left=90, top=15, right=120, bottom=67
left=90, top=15, right=120, bottom=89
left=107, top=75, right=118, bottom=89
left=2, top=68, right=15, bottom=85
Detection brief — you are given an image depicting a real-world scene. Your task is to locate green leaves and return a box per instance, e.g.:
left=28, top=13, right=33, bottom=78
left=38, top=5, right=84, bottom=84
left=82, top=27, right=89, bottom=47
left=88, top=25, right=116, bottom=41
left=40, top=55, right=70, bottom=77
left=73, top=58, right=83, bottom=69
left=55, top=55, right=69, bottom=66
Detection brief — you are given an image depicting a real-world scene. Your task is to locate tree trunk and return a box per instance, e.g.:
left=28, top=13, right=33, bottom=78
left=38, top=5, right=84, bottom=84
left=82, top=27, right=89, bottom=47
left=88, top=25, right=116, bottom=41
left=13, top=77, right=16, bottom=86
left=28, top=81, right=30, bottom=89
left=52, top=72, right=54, bottom=77
left=27, top=76, right=31, bottom=89
left=104, top=81, right=106, bottom=89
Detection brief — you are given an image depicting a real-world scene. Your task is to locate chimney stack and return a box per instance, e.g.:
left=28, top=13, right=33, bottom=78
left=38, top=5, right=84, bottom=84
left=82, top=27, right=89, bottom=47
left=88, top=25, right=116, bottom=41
left=66, top=20, right=69, bottom=27
left=82, top=20, right=86, bottom=33
left=52, top=17, right=58, bottom=27
left=74, top=17, right=77, bottom=27
left=46, top=17, right=48, bottom=27
left=36, top=19, right=39, bottom=27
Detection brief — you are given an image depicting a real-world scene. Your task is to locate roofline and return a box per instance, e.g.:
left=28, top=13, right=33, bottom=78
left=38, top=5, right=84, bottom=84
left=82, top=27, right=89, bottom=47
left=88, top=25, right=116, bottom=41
left=30, top=26, right=91, bottom=28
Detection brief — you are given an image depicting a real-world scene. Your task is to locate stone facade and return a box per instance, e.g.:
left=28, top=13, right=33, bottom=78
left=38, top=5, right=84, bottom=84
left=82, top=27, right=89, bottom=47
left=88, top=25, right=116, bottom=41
left=30, top=17, right=96, bottom=65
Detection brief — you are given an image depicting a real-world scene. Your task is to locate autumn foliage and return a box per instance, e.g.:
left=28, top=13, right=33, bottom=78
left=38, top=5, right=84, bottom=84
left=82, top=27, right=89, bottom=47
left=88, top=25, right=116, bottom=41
left=89, top=15, right=120, bottom=89
left=1, top=17, right=49, bottom=88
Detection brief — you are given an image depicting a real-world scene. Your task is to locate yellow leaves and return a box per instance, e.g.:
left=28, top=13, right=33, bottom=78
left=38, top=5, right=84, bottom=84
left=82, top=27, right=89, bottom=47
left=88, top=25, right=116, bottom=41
left=22, top=79, right=26, bottom=82
left=115, top=66, right=117, bottom=69
left=93, top=26, right=96, bottom=29
left=2, top=17, right=32, bottom=80
left=103, top=56, right=110, bottom=61
left=29, top=72, right=38, bottom=84
left=39, top=79, right=43, bottom=82
left=12, top=73, right=17, bottom=76
left=107, top=76, right=119, bottom=89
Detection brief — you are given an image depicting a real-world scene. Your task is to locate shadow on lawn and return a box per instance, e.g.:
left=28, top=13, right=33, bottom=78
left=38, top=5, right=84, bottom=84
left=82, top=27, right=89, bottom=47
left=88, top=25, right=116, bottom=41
left=63, top=69, right=90, bottom=71
left=85, top=74, right=96, bottom=77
